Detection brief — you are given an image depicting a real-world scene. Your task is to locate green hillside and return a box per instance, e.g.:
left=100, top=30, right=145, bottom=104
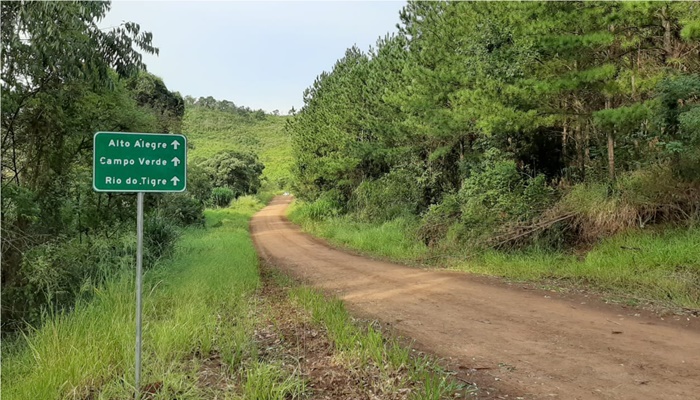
left=183, top=106, right=293, bottom=190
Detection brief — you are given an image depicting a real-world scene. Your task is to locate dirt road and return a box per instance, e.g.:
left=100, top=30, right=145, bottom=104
left=251, top=196, right=700, bottom=399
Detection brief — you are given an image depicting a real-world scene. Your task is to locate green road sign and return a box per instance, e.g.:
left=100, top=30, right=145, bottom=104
left=93, top=132, right=187, bottom=192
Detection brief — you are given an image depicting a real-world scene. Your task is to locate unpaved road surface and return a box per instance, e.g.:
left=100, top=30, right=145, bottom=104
left=251, top=196, right=700, bottom=399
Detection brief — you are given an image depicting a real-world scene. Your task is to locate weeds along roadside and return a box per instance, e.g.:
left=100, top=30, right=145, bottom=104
left=287, top=199, right=700, bottom=311
left=1, top=197, right=263, bottom=399
left=3, top=195, right=470, bottom=399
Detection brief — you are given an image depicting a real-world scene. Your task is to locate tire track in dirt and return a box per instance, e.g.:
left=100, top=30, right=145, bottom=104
left=251, top=196, right=700, bottom=399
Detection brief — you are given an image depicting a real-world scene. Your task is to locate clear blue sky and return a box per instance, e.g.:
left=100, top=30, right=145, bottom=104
left=101, top=1, right=406, bottom=114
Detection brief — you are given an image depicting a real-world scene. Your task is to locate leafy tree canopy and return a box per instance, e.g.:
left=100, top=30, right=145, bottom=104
left=199, top=150, right=265, bottom=198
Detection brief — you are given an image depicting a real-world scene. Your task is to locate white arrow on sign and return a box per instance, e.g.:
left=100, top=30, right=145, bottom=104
left=171, top=157, right=181, bottom=166
left=171, top=140, right=180, bottom=150
left=171, top=176, right=180, bottom=186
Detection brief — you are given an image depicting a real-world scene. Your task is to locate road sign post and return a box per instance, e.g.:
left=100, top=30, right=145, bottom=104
left=135, top=191, right=144, bottom=398
left=93, top=132, right=187, bottom=399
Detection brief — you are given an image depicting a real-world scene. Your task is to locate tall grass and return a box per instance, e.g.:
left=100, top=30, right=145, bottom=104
left=242, top=362, right=306, bottom=400
left=471, top=227, right=700, bottom=307
left=2, top=198, right=266, bottom=399
left=289, top=200, right=700, bottom=309
left=3, top=193, right=473, bottom=399
left=288, top=203, right=428, bottom=263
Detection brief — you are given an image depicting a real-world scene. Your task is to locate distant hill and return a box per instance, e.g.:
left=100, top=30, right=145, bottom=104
left=183, top=106, right=293, bottom=190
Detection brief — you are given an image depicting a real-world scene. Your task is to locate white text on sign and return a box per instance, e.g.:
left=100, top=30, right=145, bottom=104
left=108, top=139, right=172, bottom=150
left=104, top=177, right=178, bottom=187
left=99, top=157, right=171, bottom=166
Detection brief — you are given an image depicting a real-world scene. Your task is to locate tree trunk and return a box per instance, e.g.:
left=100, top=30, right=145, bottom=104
left=584, top=123, right=590, bottom=180
left=575, top=121, right=586, bottom=181
left=607, top=131, right=615, bottom=181
left=605, top=98, right=615, bottom=181
left=562, top=98, right=568, bottom=166
left=562, top=122, right=568, bottom=163
left=661, top=5, right=673, bottom=64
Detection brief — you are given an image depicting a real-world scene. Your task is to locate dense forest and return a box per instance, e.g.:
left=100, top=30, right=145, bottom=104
left=288, top=1, right=700, bottom=250
left=0, top=2, right=266, bottom=332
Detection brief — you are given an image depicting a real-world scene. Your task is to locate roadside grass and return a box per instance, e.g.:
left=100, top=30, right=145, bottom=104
left=242, top=362, right=306, bottom=400
left=2, top=197, right=271, bottom=399
left=287, top=204, right=428, bottom=263
left=3, top=195, right=470, bottom=399
left=470, top=227, right=700, bottom=308
left=290, top=287, right=470, bottom=399
left=288, top=200, right=700, bottom=310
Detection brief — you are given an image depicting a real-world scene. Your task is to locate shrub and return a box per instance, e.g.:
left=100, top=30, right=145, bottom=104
left=200, top=150, right=265, bottom=197
left=552, top=166, right=700, bottom=243
left=416, top=194, right=461, bottom=246
left=144, top=213, right=180, bottom=264
left=460, top=159, right=553, bottom=224
left=553, top=183, right=635, bottom=242
left=1, top=183, right=40, bottom=226
left=159, top=193, right=205, bottom=226
left=187, top=164, right=213, bottom=204
left=620, top=165, right=700, bottom=221
left=349, top=169, right=422, bottom=222
left=3, top=232, right=136, bottom=330
left=295, top=189, right=345, bottom=221
left=417, top=150, right=556, bottom=248
left=211, top=187, right=235, bottom=208
left=462, top=155, right=554, bottom=236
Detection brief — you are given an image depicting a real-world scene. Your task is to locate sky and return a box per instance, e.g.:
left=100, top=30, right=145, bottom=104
left=101, top=1, right=407, bottom=114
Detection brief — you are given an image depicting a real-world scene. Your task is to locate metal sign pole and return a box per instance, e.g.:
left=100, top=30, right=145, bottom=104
left=92, top=131, right=187, bottom=398
left=135, top=192, right=144, bottom=399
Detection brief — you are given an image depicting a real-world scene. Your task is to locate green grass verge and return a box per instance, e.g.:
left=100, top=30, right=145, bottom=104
left=288, top=200, right=700, bottom=310
left=471, top=228, right=700, bottom=308
left=287, top=203, right=428, bottom=263
left=3, top=195, right=469, bottom=399
left=287, top=286, right=472, bottom=399
left=242, top=362, right=306, bottom=400
left=2, top=197, right=270, bottom=399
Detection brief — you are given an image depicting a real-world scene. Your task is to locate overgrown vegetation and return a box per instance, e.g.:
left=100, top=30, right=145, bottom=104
left=0, top=1, right=275, bottom=332
left=1, top=200, right=263, bottom=399
left=290, top=206, right=700, bottom=308
left=287, top=1, right=700, bottom=307
left=3, top=198, right=469, bottom=399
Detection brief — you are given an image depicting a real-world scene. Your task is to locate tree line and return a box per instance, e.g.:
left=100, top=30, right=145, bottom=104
left=287, top=1, right=700, bottom=247
left=1, top=1, right=264, bottom=332
left=184, top=95, right=268, bottom=120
